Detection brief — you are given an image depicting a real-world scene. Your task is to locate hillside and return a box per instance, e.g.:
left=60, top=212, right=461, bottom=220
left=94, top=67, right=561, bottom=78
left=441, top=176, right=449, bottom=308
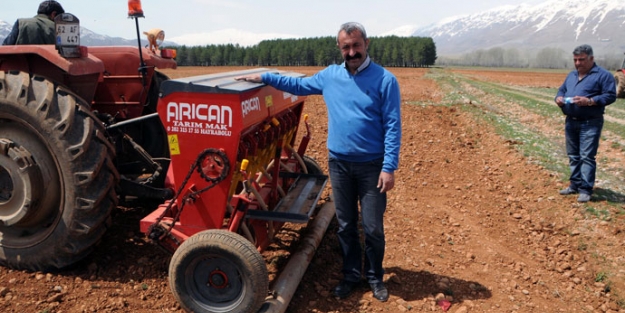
left=414, top=0, right=625, bottom=56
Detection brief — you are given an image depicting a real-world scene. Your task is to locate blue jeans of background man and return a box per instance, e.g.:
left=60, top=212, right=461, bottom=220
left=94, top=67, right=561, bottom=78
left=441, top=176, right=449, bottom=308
left=328, top=156, right=386, bottom=285
left=565, top=116, right=603, bottom=195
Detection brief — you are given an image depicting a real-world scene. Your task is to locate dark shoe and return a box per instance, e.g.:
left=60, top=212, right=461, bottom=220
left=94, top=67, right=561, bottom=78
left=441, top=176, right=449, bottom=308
left=559, top=187, right=578, bottom=195
left=577, top=193, right=591, bottom=203
left=333, top=280, right=359, bottom=299
left=370, top=282, right=389, bottom=302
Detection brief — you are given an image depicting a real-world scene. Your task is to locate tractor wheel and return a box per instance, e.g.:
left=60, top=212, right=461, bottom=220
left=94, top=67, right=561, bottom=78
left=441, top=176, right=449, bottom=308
left=0, top=71, right=118, bottom=271
left=169, top=230, right=268, bottom=313
left=303, top=155, right=323, bottom=175
left=615, top=71, right=625, bottom=98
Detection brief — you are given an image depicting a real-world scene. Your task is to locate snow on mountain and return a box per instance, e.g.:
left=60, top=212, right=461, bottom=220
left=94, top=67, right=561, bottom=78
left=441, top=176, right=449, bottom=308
left=379, top=25, right=420, bottom=37
left=0, top=20, right=12, bottom=39
left=414, top=0, right=625, bottom=56
left=78, top=27, right=136, bottom=46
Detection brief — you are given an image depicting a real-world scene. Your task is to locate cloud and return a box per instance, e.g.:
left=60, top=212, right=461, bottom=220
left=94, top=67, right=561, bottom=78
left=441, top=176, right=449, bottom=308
left=169, top=28, right=301, bottom=46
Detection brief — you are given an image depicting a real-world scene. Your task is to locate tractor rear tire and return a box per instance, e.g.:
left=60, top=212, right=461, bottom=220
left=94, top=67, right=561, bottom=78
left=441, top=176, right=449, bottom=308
left=615, top=71, right=625, bottom=98
left=0, top=71, right=118, bottom=271
left=169, top=229, right=268, bottom=313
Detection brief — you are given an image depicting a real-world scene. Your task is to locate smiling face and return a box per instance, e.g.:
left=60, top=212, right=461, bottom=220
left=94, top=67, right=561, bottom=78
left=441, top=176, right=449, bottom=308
left=337, top=29, right=369, bottom=73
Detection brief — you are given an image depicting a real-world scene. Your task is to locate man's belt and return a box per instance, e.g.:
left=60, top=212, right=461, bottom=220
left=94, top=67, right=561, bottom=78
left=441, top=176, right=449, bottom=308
left=568, top=116, right=602, bottom=121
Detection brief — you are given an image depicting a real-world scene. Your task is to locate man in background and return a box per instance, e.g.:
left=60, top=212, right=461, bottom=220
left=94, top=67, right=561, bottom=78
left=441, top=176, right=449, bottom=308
left=555, top=44, right=616, bottom=203
left=2, top=1, right=65, bottom=45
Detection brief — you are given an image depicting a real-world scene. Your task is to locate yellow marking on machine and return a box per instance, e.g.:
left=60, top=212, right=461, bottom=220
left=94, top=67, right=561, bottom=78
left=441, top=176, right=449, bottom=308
left=265, top=95, right=273, bottom=107
left=168, top=134, right=181, bottom=155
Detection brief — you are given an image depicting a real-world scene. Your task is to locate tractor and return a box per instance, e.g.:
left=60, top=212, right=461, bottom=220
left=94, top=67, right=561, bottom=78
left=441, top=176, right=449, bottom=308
left=0, top=2, right=331, bottom=313
left=615, top=53, right=625, bottom=98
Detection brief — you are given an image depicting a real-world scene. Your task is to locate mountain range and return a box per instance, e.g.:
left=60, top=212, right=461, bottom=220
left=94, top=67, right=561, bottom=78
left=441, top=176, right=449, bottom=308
left=412, top=0, right=625, bottom=56
left=0, top=0, right=624, bottom=57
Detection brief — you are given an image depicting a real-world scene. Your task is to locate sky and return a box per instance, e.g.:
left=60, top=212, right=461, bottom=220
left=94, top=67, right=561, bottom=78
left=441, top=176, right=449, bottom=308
left=2, top=0, right=543, bottom=46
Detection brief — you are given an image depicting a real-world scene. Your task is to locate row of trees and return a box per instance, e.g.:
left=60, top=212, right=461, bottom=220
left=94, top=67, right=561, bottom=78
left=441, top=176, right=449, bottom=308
left=436, top=46, right=624, bottom=70
left=167, top=37, right=623, bottom=70
left=170, top=36, right=437, bottom=68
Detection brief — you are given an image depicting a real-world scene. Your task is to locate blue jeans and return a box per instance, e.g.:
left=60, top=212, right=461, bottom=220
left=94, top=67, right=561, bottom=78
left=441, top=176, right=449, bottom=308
left=565, top=117, right=603, bottom=195
left=328, top=157, right=386, bottom=284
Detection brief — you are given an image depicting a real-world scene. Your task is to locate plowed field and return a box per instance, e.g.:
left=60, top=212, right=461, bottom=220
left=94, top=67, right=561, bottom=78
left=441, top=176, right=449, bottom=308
left=1, top=66, right=624, bottom=313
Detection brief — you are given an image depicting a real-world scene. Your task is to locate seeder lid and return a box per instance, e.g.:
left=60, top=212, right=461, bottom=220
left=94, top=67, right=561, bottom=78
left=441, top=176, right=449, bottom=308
left=160, top=68, right=305, bottom=97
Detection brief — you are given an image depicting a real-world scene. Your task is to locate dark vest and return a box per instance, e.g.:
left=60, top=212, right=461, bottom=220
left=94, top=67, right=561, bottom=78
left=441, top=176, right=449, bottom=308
left=15, top=14, right=56, bottom=45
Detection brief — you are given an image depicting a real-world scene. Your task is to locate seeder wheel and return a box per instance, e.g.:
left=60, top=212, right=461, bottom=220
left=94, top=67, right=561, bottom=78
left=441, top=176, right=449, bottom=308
left=169, top=229, right=268, bottom=313
left=302, top=155, right=323, bottom=175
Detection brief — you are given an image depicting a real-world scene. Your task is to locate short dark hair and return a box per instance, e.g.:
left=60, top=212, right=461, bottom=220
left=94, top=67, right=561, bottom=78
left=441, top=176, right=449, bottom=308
left=38, top=0, right=65, bottom=16
left=573, top=44, right=593, bottom=57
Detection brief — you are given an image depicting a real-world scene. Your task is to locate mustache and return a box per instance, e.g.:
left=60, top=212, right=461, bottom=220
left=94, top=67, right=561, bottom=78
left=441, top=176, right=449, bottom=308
left=345, top=52, right=363, bottom=61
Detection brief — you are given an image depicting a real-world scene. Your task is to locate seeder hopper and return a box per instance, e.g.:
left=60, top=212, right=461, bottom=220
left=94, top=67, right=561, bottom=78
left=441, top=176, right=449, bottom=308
left=140, top=69, right=331, bottom=312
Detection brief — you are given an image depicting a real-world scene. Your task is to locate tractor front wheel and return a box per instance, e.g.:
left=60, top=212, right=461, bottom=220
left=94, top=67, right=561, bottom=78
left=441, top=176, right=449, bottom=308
left=169, top=229, right=269, bottom=313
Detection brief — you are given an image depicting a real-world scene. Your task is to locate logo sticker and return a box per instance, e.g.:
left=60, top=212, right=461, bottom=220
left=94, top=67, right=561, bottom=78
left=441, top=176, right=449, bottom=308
left=241, top=97, right=261, bottom=117
left=166, top=102, right=233, bottom=137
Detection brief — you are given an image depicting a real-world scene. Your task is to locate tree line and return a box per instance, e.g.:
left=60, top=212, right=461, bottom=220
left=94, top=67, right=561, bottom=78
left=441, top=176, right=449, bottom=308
left=169, top=36, right=437, bottom=68
left=436, top=46, right=625, bottom=70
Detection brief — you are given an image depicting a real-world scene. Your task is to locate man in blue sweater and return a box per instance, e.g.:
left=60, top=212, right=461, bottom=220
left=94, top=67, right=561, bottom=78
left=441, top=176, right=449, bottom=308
left=555, top=44, right=616, bottom=203
left=236, top=22, right=401, bottom=302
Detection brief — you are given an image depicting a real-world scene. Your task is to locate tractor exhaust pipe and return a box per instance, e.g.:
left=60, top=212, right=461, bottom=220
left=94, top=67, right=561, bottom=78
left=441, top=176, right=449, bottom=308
left=258, top=199, right=336, bottom=313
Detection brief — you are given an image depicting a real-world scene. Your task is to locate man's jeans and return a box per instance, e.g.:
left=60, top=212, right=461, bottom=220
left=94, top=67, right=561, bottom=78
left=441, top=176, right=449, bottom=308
left=328, top=157, right=386, bottom=285
left=565, top=116, right=603, bottom=195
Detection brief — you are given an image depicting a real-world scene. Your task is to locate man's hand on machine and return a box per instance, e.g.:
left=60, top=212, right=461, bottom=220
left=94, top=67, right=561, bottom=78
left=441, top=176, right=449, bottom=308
left=235, top=74, right=262, bottom=83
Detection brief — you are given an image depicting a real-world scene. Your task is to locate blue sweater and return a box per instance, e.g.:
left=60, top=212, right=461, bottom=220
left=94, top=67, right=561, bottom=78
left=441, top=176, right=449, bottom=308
left=555, top=63, right=616, bottom=119
left=261, top=62, right=401, bottom=172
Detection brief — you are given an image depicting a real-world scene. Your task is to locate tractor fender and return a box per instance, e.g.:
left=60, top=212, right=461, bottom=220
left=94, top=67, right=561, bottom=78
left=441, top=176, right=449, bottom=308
left=0, top=45, right=104, bottom=103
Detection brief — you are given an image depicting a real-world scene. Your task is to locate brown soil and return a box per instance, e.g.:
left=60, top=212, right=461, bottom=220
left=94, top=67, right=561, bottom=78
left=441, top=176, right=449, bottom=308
left=1, top=66, right=624, bottom=313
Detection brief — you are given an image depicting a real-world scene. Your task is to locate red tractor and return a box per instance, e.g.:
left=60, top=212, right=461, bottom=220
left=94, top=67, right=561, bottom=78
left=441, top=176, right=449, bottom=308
left=615, top=53, right=625, bottom=98
left=0, top=3, right=330, bottom=313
